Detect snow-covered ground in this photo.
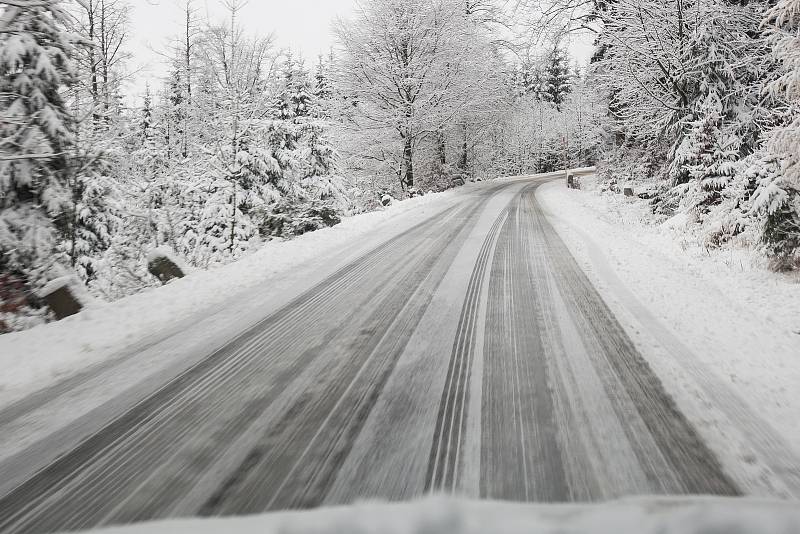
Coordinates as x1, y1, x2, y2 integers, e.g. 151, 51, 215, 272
82, 496, 800, 534
536, 177, 800, 498
0, 188, 465, 408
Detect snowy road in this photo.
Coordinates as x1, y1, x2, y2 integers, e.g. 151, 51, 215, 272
0, 175, 739, 534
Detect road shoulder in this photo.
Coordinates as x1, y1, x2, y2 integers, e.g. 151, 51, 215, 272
536, 178, 800, 499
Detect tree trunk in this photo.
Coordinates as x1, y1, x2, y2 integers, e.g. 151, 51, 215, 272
459, 122, 468, 172
88, 1, 100, 127
437, 128, 447, 166
402, 136, 414, 189
182, 1, 192, 158
100, 0, 110, 122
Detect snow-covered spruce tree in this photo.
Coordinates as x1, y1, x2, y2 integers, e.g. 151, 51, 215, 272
65, 0, 138, 286
198, 118, 304, 260
263, 119, 346, 238
290, 58, 313, 121
0, 0, 77, 287
312, 52, 336, 119
314, 54, 332, 103
298, 121, 339, 191
273, 51, 296, 121
543, 44, 572, 111
140, 83, 154, 145
65, 161, 119, 282
272, 51, 314, 122
668, 20, 741, 211
266, 57, 346, 238
759, 0, 800, 270
193, 0, 282, 263
164, 63, 188, 160
662, 3, 782, 251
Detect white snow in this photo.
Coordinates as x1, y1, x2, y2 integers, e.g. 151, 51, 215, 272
38, 275, 96, 307
79, 496, 800, 534
536, 176, 800, 498
658, 212, 690, 230
0, 189, 464, 408
38, 276, 74, 297
145, 246, 188, 272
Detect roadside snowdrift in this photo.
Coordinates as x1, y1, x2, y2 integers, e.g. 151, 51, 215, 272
82, 497, 800, 534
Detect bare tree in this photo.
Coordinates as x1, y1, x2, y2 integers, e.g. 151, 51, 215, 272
71, 0, 131, 127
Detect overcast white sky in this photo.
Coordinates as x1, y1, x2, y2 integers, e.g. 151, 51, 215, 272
126, 0, 594, 101
127, 0, 357, 97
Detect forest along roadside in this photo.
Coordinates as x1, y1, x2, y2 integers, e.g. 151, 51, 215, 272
536, 178, 800, 500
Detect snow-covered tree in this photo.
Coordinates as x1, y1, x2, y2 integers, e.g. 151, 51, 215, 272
64, 162, 120, 281
140, 83, 153, 144
543, 44, 572, 109
314, 53, 333, 104
334, 0, 504, 190
71, 0, 132, 127
668, 17, 742, 213
0, 0, 77, 285
758, 0, 800, 269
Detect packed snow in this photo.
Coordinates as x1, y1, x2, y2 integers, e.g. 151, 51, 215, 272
537, 176, 800, 498
82, 496, 800, 534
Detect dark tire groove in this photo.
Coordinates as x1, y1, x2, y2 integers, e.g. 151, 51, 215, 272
425, 208, 507, 493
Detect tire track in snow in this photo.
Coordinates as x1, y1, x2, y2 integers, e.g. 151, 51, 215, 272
526, 190, 739, 496
198, 199, 487, 515
479, 189, 569, 501
424, 208, 508, 493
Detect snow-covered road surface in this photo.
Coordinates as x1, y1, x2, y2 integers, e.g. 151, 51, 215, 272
0, 174, 749, 533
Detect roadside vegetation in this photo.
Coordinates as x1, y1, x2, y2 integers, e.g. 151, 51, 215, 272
540, 0, 800, 271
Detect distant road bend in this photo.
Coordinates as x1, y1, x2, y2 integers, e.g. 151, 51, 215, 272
0, 173, 738, 534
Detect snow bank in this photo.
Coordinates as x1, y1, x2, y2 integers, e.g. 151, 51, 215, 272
82, 497, 800, 534
536, 178, 800, 498
0, 189, 463, 407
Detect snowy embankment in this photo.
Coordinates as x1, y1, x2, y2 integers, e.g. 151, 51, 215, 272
82, 496, 799, 534
536, 177, 800, 498
0, 189, 462, 407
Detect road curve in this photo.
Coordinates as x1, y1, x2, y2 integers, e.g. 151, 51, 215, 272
0, 176, 738, 534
